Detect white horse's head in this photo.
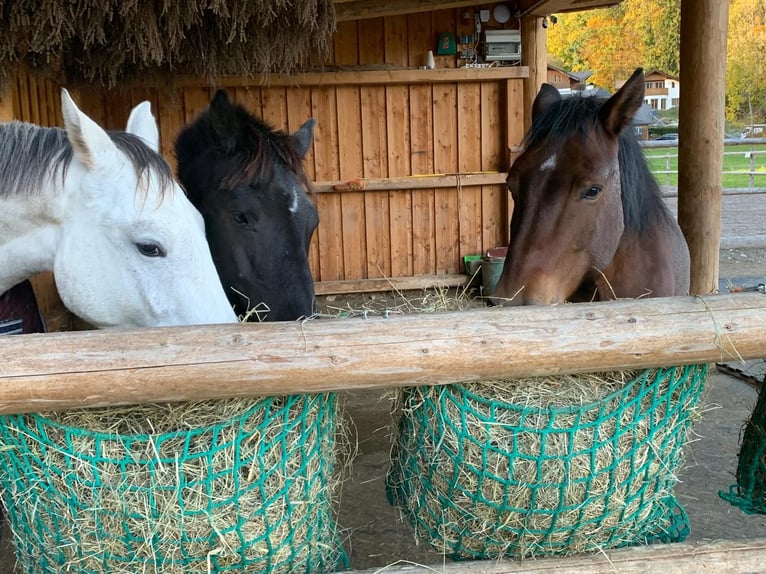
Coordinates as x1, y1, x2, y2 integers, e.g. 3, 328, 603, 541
53, 90, 237, 328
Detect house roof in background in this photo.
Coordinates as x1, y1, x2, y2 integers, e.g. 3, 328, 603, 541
570, 70, 594, 83
561, 85, 655, 125
548, 63, 594, 83
644, 69, 680, 82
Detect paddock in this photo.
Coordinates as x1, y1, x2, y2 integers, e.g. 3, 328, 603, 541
1, 0, 762, 571
2, 293, 766, 572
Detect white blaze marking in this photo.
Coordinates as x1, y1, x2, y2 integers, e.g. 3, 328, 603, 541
540, 154, 557, 171
288, 187, 299, 213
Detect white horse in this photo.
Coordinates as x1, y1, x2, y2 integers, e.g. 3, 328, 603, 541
0, 90, 237, 328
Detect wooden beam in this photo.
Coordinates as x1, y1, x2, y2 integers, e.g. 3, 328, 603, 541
313, 172, 506, 193
0, 293, 763, 414
332, 1, 625, 21
677, 1, 729, 294
521, 0, 623, 17
315, 273, 467, 295
339, 537, 766, 574
173, 68, 528, 89
334, 0, 482, 22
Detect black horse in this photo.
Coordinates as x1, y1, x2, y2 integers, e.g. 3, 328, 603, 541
176, 90, 318, 321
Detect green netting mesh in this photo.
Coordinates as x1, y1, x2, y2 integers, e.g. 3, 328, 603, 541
0, 394, 348, 573
720, 377, 766, 514
387, 365, 706, 560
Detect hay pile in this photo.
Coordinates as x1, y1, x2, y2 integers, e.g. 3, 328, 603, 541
315, 285, 482, 319
0, 394, 347, 573
0, 1, 335, 88
387, 365, 706, 559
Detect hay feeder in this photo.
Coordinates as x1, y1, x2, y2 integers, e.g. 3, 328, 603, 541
387, 364, 706, 560
720, 377, 766, 514
0, 394, 346, 573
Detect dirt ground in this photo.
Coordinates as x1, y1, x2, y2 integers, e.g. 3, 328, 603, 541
1, 248, 765, 573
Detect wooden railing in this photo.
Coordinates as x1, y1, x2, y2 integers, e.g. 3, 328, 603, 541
642, 137, 766, 189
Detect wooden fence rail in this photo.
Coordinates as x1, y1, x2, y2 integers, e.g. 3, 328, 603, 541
339, 537, 766, 574
0, 293, 764, 415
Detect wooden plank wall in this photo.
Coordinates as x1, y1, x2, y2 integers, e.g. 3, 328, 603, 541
9, 70, 69, 328
10, 8, 527, 304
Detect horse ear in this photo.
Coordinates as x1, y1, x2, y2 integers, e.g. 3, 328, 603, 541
292, 119, 315, 158
61, 88, 117, 171
126, 101, 160, 153
208, 89, 241, 153
599, 68, 645, 138
532, 84, 562, 120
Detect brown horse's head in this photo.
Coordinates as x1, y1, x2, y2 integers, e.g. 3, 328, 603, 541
492, 69, 648, 306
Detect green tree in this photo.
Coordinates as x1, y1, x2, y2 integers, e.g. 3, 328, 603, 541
546, 0, 680, 88
726, 0, 766, 126
546, 12, 591, 72
628, 0, 681, 75
579, 7, 644, 89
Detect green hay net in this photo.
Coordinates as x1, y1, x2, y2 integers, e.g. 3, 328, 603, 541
387, 364, 707, 560
0, 393, 347, 574
720, 378, 766, 514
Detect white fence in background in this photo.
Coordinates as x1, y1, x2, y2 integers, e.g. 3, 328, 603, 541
640, 138, 766, 249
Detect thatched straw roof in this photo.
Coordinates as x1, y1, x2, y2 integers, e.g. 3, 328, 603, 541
0, 1, 336, 87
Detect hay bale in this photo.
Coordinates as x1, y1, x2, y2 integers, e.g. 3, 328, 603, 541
387, 365, 706, 560
0, 394, 347, 573
0, 1, 336, 88
720, 379, 766, 514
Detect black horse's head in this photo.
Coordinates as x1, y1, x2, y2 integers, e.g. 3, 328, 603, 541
175, 90, 318, 321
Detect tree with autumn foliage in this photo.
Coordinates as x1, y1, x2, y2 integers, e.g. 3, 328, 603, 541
548, 0, 766, 127
547, 0, 680, 90
726, 0, 766, 126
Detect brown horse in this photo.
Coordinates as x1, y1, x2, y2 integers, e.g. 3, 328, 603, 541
492, 68, 689, 306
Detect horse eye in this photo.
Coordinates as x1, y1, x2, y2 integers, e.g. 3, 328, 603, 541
582, 185, 602, 200
233, 211, 249, 225
136, 242, 166, 258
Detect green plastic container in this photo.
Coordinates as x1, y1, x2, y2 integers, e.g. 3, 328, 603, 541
481, 258, 505, 295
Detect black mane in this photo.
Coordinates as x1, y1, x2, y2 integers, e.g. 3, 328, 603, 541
524, 95, 671, 233
174, 100, 310, 204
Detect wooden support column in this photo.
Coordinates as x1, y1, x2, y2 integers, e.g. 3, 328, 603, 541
505, 78, 526, 244
520, 15, 546, 129
678, 0, 729, 294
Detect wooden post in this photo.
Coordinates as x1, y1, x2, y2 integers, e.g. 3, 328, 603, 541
340, 538, 766, 574
678, 1, 729, 294
505, 78, 526, 244
520, 15, 546, 129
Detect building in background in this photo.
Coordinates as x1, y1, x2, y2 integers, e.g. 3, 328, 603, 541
547, 63, 593, 92
639, 69, 680, 111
